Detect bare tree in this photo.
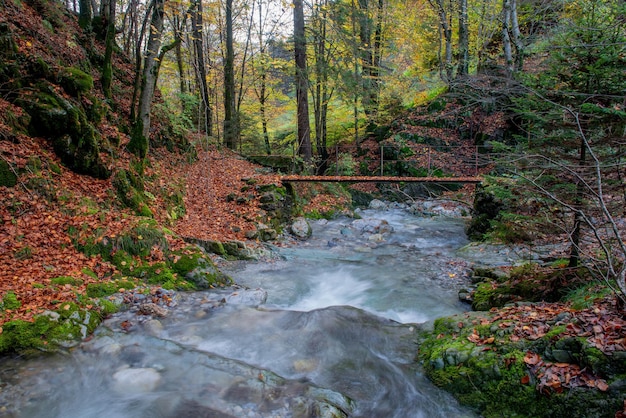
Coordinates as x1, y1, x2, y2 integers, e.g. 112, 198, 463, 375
129, 0, 165, 158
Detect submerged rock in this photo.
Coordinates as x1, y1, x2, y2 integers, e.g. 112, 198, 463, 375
112, 367, 161, 394
225, 288, 268, 306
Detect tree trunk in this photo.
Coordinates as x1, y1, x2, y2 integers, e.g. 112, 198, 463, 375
369, 0, 383, 123
502, 0, 514, 76
130, 0, 154, 121
351, 0, 360, 146
129, 0, 165, 158
569, 137, 586, 268
192, 0, 212, 136
101, 0, 116, 98
510, 0, 523, 71
313, 0, 330, 171
78, 0, 92, 29
255, 0, 271, 155
223, 0, 238, 149
429, 0, 453, 82
294, 0, 312, 162
458, 0, 469, 76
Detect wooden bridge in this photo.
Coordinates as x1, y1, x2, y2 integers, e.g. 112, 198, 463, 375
280, 175, 482, 184
251, 144, 487, 185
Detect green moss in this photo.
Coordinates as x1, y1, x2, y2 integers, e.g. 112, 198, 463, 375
472, 281, 513, 311
81, 267, 98, 279
1, 291, 21, 310
50, 276, 83, 286
565, 283, 613, 310
171, 252, 205, 275
96, 298, 119, 315
86, 279, 136, 298
419, 309, 626, 418
0, 303, 103, 354
49, 162, 62, 174
58, 67, 93, 97
113, 168, 152, 216
0, 159, 18, 187
128, 119, 148, 158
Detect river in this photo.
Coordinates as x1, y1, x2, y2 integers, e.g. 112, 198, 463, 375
0, 206, 478, 417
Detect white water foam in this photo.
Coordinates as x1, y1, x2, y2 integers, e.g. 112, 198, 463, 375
288, 268, 372, 312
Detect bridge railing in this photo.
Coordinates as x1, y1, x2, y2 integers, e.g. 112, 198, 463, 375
246, 144, 490, 178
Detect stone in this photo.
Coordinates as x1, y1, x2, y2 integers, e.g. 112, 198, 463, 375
290, 217, 312, 239
226, 288, 268, 306
550, 349, 574, 363
351, 218, 394, 235
368, 199, 387, 210
112, 367, 161, 394
143, 319, 164, 337
138, 302, 168, 317
368, 233, 384, 242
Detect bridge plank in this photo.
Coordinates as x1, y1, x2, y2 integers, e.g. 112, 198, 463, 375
280, 175, 481, 184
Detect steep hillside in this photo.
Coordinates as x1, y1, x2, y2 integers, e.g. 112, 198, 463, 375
0, 0, 299, 351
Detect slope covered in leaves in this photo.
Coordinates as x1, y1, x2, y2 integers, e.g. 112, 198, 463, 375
0, 134, 284, 327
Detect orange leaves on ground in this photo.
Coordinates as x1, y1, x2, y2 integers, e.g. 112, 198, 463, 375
466, 329, 495, 346
523, 350, 609, 395
173, 146, 282, 242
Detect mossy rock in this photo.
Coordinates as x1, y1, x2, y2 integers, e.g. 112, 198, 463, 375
418, 312, 626, 417
0, 304, 102, 354
1, 291, 21, 310
58, 67, 93, 97
20, 85, 109, 179
471, 281, 515, 311
53, 127, 110, 179
113, 168, 151, 216
0, 22, 19, 59
170, 249, 233, 289
0, 159, 17, 187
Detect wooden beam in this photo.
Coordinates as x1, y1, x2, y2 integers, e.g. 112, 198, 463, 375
280, 175, 482, 184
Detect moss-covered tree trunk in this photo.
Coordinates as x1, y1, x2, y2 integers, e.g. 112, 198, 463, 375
101, 0, 116, 99
78, 0, 92, 30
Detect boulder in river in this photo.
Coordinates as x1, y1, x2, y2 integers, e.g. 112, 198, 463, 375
290, 217, 312, 239
368, 199, 387, 210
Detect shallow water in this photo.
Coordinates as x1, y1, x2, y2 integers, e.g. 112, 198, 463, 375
0, 208, 477, 418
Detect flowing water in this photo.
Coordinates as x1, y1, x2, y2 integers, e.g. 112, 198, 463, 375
0, 208, 478, 418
